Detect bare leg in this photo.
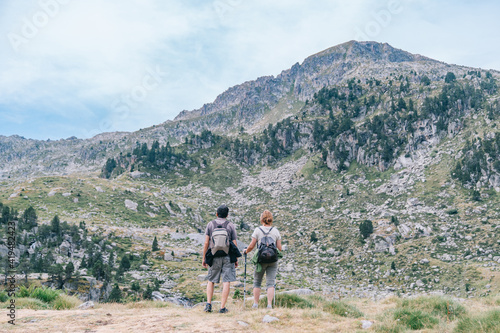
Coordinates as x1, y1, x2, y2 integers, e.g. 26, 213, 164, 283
253, 287, 261, 305
206, 281, 214, 304
221, 282, 230, 309
267, 287, 274, 307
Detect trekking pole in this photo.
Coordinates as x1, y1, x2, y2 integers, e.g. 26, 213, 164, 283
243, 252, 247, 309
273, 283, 276, 308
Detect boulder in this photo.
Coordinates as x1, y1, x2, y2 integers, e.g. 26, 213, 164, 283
374, 236, 394, 253
124, 199, 138, 211
59, 240, 71, 256
152, 291, 165, 301
263, 315, 279, 323
130, 171, 144, 179
280, 288, 313, 296
78, 301, 95, 310
361, 320, 373, 329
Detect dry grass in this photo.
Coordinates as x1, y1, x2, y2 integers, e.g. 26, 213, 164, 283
1, 295, 498, 333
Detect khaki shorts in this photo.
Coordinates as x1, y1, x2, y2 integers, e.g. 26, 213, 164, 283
207, 256, 236, 283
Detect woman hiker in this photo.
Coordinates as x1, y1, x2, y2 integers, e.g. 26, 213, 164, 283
243, 210, 283, 309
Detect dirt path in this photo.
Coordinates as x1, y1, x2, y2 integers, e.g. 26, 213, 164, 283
0, 302, 368, 333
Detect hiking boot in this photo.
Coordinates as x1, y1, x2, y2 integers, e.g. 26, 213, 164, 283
267, 304, 273, 309
219, 307, 229, 314
204, 303, 212, 312
252, 303, 258, 309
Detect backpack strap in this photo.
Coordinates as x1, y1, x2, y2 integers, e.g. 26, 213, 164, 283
258, 226, 273, 236
211, 220, 218, 229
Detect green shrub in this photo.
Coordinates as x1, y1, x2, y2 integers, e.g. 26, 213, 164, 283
324, 301, 364, 318
0, 291, 9, 303
233, 289, 242, 300
260, 293, 313, 309
393, 308, 439, 330
454, 310, 500, 333
446, 209, 459, 215
399, 296, 466, 320
31, 287, 60, 303
18, 285, 35, 298
53, 295, 81, 310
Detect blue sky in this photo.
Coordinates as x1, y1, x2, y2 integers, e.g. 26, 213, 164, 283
0, 0, 499, 140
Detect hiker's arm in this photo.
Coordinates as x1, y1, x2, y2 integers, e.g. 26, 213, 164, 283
244, 238, 257, 254
276, 239, 282, 251
202, 235, 209, 268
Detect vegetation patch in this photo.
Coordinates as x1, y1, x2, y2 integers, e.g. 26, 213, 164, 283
52, 294, 82, 310
323, 300, 364, 318
393, 308, 439, 330
259, 293, 314, 309
454, 310, 500, 333
398, 296, 466, 320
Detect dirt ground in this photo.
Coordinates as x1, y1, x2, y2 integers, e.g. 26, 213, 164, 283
0, 300, 376, 333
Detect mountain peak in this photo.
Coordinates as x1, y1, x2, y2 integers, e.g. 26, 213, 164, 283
307, 40, 434, 64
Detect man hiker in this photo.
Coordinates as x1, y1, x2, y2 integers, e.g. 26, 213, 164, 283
202, 204, 238, 313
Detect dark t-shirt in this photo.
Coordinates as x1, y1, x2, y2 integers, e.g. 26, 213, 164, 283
205, 218, 237, 243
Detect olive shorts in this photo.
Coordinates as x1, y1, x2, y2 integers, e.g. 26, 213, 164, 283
253, 261, 278, 289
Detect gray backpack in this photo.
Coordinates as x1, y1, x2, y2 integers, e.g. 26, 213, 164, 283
210, 220, 230, 257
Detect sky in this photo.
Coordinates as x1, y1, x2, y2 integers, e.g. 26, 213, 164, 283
0, 0, 499, 140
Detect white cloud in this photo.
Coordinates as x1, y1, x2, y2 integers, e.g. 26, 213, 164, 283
0, 0, 499, 139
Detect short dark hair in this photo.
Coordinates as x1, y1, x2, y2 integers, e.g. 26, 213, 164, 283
217, 204, 229, 218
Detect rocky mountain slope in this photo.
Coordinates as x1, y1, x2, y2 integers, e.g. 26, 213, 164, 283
0, 41, 476, 179
1, 41, 499, 306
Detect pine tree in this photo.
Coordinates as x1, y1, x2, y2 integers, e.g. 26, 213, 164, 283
445, 72, 456, 83
65, 262, 74, 281
119, 255, 131, 271
152, 236, 159, 251
80, 256, 87, 268
21, 206, 37, 230
50, 264, 65, 288
108, 251, 115, 268
131, 282, 141, 292
359, 220, 374, 239
391, 216, 399, 226
19, 258, 30, 284
51, 215, 61, 235
108, 283, 122, 303
92, 259, 104, 280
143, 284, 153, 300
